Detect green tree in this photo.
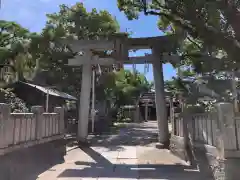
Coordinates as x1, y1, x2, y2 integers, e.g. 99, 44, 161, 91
0, 20, 29, 61
0, 20, 38, 83
98, 69, 151, 109
117, 0, 240, 66
117, 0, 240, 113
36, 2, 121, 96
0, 3, 124, 105
117, 0, 240, 107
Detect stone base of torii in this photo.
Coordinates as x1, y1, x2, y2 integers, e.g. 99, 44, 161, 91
62, 34, 181, 147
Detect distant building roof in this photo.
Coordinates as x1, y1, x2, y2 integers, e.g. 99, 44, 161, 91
21, 81, 77, 101
7, 81, 77, 101
140, 92, 155, 103
139, 91, 172, 104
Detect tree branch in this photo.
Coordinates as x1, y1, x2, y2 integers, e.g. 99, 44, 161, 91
186, 36, 202, 49
216, 0, 240, 40
144, 10, 197, 35
144, 9, 240, 61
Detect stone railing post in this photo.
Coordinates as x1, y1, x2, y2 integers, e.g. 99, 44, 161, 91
134, 105, 140, 123
54, 107, 65, 134
169, 98, 175, 134
0, 103, 10, 149
215, 102, 237, 158
31, 106, 44, 140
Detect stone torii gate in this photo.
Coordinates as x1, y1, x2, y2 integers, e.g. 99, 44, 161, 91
63, 34, 180, 147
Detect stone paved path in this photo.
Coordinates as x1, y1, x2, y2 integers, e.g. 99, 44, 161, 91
37, 121, 212, 180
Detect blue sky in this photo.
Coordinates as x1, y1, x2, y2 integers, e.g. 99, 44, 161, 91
0, 0, 176, 81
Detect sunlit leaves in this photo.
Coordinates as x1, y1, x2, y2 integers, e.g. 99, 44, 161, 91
40, 2, 121, 95
118, 0, 240, 73
98, 69, 151, 107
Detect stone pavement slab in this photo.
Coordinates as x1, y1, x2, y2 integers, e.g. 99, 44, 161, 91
137, 147, 188, 165
36, 121, 212, 180
117, 146, 137, 159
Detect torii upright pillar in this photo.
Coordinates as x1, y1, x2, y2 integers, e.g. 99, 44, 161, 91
78, 59, 92, 142
152, 48, 169, 147
64, 38, 117, 143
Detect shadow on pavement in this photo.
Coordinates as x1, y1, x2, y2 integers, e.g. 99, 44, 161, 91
62, 122, 213, 179
0, 140, 65, 180
66, 122, 159, 152
88, 123, 159, 148
58, 146, 205, 180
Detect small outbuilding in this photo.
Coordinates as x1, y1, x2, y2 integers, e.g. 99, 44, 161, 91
5, 81, 77, 112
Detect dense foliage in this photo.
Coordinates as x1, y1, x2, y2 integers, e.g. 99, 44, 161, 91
0, 2, 152, 112
98, 69, 152, 107
97, 69, 152, 121
118, 0, 240, 110
117, 0, 240, 70
0, 88, 28, 112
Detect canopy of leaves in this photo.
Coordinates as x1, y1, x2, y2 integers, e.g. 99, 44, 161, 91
117, 0, 240, 74
0, 2, 151, 112
0, 20, 40, 82
97, 69, 152, 107
0, 3, 121, 95
0, 20, 30, 61
37, 3, 121, 96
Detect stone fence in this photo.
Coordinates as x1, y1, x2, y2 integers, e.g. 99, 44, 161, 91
171, 103, 240, 180
0, 103, 65, 156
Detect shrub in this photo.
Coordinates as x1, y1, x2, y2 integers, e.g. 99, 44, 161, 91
0, 88, 28, 112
